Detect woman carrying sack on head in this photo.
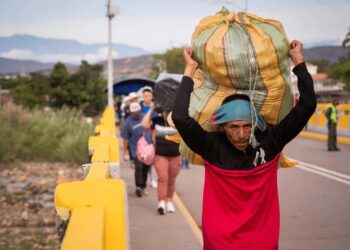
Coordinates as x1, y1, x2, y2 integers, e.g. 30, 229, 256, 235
141, 104, 181, 215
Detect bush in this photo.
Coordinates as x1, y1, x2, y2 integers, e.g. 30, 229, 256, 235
0, 104, 93, 163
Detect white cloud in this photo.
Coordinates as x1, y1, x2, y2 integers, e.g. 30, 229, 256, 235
1, 49, 35, 60
0, 47, 119, 64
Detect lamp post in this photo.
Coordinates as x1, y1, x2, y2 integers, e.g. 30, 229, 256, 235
106, 0, 119, 107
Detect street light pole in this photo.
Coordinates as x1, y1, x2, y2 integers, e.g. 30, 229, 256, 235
106, 0, 118, 107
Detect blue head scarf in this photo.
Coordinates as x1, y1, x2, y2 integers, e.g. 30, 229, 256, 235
211, 99, 265, 147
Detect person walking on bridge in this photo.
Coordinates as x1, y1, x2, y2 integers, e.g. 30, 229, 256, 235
172, 41, 317, 249
142, 104, 181, 215
325, 99, 340, 151
122, 102, 151, 197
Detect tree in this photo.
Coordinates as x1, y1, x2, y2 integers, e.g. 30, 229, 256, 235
328, 61, 350, 91
0, 77, 26, 90
149, 47, 185, 79
11, 61, 106, 116
12, 73, 49, 109
49, 62, 69, 108
65, 61, 106, 116
326, 29, 350, 91
342, 28, 350, 58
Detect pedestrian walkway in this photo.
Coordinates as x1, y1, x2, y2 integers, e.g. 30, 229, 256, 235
120, 161, 202, 250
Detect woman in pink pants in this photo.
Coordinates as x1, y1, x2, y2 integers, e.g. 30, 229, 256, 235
142, 105, 181, 214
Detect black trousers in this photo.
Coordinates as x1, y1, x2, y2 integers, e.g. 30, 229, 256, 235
327, 122, 337, 149
133, 158, 151, 189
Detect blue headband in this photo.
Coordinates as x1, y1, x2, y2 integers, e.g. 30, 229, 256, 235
211, 99, 265, 131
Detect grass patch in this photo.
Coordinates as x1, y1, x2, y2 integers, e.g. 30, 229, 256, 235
0, 104, 94, 163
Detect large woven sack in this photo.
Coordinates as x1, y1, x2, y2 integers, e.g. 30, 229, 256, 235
180, 7, 294, 165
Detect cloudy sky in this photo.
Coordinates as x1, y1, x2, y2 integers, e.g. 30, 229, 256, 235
0, 0, 349, 61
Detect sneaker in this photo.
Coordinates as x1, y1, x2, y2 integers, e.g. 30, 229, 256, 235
157, 200, 166, 215
142, 189, 149, 196
151, 180, 158, 188
135, 187, 142, 197
166, 201, 175, 213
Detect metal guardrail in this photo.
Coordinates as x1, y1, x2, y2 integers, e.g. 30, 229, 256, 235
54, 107, 129, 250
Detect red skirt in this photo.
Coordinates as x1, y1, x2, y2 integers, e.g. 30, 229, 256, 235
202, 154, 280, 250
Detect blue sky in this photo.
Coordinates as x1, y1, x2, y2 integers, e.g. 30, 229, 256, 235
0, 0, 349, 53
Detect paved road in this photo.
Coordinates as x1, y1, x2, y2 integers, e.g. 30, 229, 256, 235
176, 136, 350, 250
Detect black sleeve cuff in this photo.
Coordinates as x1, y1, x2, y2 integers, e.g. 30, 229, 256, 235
292, 62, 307, 75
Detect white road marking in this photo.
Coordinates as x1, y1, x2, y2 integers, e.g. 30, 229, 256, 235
289, 157, 350, 186
297, 165, 350, 186
298, 160, 350, 180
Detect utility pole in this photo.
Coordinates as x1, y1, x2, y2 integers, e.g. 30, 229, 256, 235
245, 0, 248, 11
106, 0, 119, 107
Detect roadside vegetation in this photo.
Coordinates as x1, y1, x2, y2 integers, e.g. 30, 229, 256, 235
0, 103, 93, 163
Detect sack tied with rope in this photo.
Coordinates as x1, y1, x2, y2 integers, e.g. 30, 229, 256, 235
179, 7, 295, 165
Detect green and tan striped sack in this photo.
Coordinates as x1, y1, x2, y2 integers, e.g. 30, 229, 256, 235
179, 7, 294, 165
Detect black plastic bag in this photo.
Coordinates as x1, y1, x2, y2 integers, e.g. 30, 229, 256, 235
154, 78, 180, 112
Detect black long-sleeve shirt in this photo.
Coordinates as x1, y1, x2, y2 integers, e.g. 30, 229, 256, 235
172, 63, 317, 170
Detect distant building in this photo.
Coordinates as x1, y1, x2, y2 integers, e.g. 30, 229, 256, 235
290, 62, 349, 103
0, 74, 18, 80
0, 87, 11, 106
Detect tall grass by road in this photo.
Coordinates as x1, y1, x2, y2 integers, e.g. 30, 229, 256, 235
0, 104, 94, 163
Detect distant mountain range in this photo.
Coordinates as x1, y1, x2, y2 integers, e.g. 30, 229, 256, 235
0, 57, 54, 74
0, 34, 348, 75
0, 34, 149, 65
0, 55, 155, 80
303, 46, 348, 64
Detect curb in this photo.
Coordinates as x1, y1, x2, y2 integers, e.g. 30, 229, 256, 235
299, 131, 350, 145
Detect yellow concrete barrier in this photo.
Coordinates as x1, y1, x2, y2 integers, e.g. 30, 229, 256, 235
60, 207, 104, 250
299, 131, 350, 145
55, 179, 128, 250
55, 106, 128, 250
91, 144, 110, 163
85, 162, 110, 180
309, 103, 350, 130
89, 136, 120, 163
95, 107, 116, 135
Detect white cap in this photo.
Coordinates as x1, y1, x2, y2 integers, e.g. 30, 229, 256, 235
123, 96, 130, 103
142, 86, 153, 92
128, 92, 138, 100
129, 102, 141, 113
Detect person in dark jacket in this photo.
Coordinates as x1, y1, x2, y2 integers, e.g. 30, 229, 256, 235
172, 40, 317, 249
